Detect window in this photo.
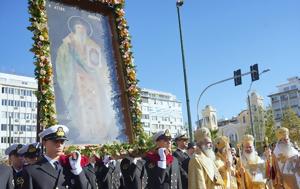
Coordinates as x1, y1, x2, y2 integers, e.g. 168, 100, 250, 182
152, 124, 158, 129
152, 116, 157, 121
142, 114, 149, 119
1, 137, 7, 143
13, 137, 20, 143
20, 101, 26, 107
271, 96, 278, 102
20, 137, 26, 143
26, 125, 31, 131
280, 95, 288, 101
283, 87, 289, 91
2, 99, 7, 106
289, 92, 297, 99
15, 89, 20, 95
243, 116, 246, 123
291, 85, 297, 90
143, 123, 150, 127
19, 125, 26, 131
141, 97, 148, 103
1, 124, 7, 131
8, 88, 14, 94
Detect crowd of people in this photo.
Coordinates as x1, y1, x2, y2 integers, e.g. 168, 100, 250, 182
0, 124, 299, 189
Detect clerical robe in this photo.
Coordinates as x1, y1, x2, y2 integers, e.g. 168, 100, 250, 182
188, 151, 224, 189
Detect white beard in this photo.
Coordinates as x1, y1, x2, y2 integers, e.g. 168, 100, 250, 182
201, 145, 215, 160
220, 148, 233, 166
242, 150, 257, 163
274, 142, 299, 158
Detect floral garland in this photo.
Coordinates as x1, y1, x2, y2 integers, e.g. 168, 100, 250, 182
28, 0, 151, 154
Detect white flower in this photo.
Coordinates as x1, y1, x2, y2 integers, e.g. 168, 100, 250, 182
39, 35, 44, 41
40, 69, 46, 75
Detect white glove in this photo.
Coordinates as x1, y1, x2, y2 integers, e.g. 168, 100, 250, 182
158, 148, 166, 161
69, 151, 82, 175
133, 157, 141, 165
103, 155, 110, 167
157, 148, 167, 169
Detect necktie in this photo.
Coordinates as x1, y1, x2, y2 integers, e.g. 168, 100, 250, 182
53, 161, 61, 171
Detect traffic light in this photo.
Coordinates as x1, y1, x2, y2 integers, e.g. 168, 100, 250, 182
250, 64, 259, 81
234, 69, 242, 86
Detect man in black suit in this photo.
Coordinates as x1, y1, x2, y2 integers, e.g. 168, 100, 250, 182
173, 133, 189, 189
95, 155, 122, 189
120, 155, 147, 189
5, 144, 25, 189
22, 124, 90, 189
0, 164, 14, 189
144, 129, 182, 189
83, 154, 100, 189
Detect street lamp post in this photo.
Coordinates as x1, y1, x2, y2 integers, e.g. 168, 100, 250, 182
176, 0, 193, 141
196, 70, 255, 127
247, 69, 270, 143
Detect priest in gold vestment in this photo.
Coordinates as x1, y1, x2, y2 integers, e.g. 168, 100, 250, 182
272, 127, 300, 189
188, 127, 224, 189
214, 136, 238, 189
237, 134, 268, 189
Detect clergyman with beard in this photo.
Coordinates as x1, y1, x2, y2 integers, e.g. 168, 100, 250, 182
237, 134, 267, 189
214, 136, 238, 189
188, 127, 224, 189
272, 127, 300, 189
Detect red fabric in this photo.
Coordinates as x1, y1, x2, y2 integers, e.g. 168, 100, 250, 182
59, 154, 90, 169
146, 151, 174, 166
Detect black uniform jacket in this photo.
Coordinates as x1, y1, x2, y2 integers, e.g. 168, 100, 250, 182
12, 167, 25, 189
173, 149, 190, 189
22, 156, 90, 189
144, 155, 182, 189
120, 157, 147, 189
83, 163, 98, 189
0, 164, 14, 189
95, 160, 122, 189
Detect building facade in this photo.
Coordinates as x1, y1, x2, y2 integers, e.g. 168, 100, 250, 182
218, 110, 249, 147
0, 73, 37, 157
268, 77, 300, 126
140, 88, 186, 137
216, 91, 265, 145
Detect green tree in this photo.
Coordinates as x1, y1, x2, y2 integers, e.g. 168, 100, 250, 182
264, 107, 276, 144
281, 108, 300, 144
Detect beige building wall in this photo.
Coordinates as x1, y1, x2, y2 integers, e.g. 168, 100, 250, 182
201, 105, 218, 130
218, 110, 250, 147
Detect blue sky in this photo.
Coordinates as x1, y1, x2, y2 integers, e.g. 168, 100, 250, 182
1, 1, 300, 127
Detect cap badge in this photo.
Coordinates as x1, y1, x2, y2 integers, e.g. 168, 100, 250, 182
28, 145, 37, 153
56, 127, 65, 137
164, 129, 171, 137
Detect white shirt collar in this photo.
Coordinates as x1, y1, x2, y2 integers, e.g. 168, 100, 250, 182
12, 167, 22, 173
177, 148, 187, 153
44, 155, 59, 168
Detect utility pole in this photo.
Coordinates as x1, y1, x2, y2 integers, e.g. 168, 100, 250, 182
176, 0, 193, 141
